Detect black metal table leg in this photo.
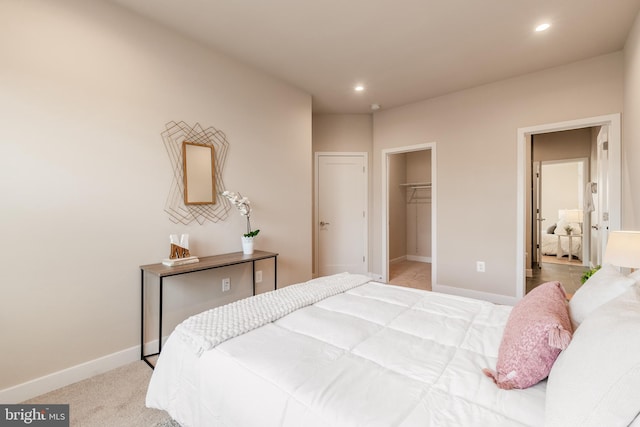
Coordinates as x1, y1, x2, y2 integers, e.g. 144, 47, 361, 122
252, 261, 256, 295
140, 269, 144, 361
159, 277, 163, 353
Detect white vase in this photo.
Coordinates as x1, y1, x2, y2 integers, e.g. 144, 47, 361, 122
241, 236, 254, 255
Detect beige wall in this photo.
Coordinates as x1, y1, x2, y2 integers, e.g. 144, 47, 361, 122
388, 154, 407, 261
372, 53, 624, 300
624, 11, 640, 229
312, 114, 373, 153
0, 0, 312, 395
540, 162, 582, 229
533, 128, 593, 162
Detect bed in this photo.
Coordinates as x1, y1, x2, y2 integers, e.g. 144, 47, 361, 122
146, 271, 640, 427
540, 215, 583, 260
540, 232, 581, 259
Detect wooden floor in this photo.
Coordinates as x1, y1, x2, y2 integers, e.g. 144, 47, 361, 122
389, 260, 431, 291
540, 254, 583, 266
526, 258, 588, 295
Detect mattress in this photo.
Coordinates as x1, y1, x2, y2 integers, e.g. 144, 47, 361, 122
146, 278, 546, 427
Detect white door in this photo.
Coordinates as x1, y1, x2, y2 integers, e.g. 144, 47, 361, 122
533, 161, 543, 268
595, 125, 610, 265
316, 154, 367, 276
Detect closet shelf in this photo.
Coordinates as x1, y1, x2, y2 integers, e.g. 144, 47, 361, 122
400, 182, 431, 189
402, 182, 432, 203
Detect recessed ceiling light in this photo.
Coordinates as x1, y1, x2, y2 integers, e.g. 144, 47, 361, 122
535, 23, 551, 32
354, 85, 365, 92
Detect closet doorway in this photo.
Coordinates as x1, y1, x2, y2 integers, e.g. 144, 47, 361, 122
382, 143, 436, 290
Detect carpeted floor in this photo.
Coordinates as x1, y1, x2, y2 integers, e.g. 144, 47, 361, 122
24, 361, 176, 427
157, 420, 180, 427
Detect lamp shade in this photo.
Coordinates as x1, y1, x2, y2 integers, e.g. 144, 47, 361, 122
603, 231, 640, 268
562, 209, 584, 223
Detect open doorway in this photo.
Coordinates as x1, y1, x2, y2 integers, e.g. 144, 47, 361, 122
517, 114, 621, 300
381, 143, 436, 290
535, 158, 589, 266
529, 129, 592, 295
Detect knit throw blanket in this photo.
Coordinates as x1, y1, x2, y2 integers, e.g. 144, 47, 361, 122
175, 273, 372, 355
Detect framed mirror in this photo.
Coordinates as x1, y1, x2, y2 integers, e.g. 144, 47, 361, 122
182, 141, 215, 205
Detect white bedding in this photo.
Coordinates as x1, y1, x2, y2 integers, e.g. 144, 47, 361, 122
174, 273, 371, 355
147, 277, 546, 427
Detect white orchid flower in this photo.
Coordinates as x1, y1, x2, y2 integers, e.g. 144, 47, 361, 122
221, 190, 259, 237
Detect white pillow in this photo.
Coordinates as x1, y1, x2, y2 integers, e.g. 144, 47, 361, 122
629, 269, 640, 285
568, 264, 636, 329
545, 286, 640, 427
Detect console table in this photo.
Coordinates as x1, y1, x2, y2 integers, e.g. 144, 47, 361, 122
140, 250, 278, 368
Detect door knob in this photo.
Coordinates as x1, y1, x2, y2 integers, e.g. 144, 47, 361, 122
592, 225, 599, 230
320, 221, 330, 226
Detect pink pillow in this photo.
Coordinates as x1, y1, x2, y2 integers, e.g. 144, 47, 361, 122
483, 281, 572, 389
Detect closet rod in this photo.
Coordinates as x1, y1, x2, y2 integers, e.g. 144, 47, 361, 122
400, 182, 431, 189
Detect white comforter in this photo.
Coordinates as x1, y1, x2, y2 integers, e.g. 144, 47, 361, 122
147, 277, 546, 427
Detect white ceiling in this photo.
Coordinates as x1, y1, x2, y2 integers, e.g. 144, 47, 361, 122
112, 0, 640, 114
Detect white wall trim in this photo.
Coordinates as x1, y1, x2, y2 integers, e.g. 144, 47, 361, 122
390, 255, 432, 264
433, 284, 518, 306
367, 272, 384, 281
0, 345, 143, 404
381, 142, 436, 283
389, 255, 407, 264
406, 255, 431, 263
516, 113, 621, 300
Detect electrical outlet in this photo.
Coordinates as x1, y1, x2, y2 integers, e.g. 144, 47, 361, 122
255, 270, 263, 283
476, 261, 485, 273
222, 278, 230, 292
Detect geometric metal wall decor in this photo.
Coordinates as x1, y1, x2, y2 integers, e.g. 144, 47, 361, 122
161, 121, 231, 225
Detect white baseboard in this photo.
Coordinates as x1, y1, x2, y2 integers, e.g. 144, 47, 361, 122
390, 255, 431, 264
0, 343, 150, 404
389, 255, 406, 264
406, 255, 431, 263
433, 284, 519, 306
367, 272, 383, 281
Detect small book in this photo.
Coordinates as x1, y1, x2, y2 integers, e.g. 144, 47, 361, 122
162, 256, 200, 267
